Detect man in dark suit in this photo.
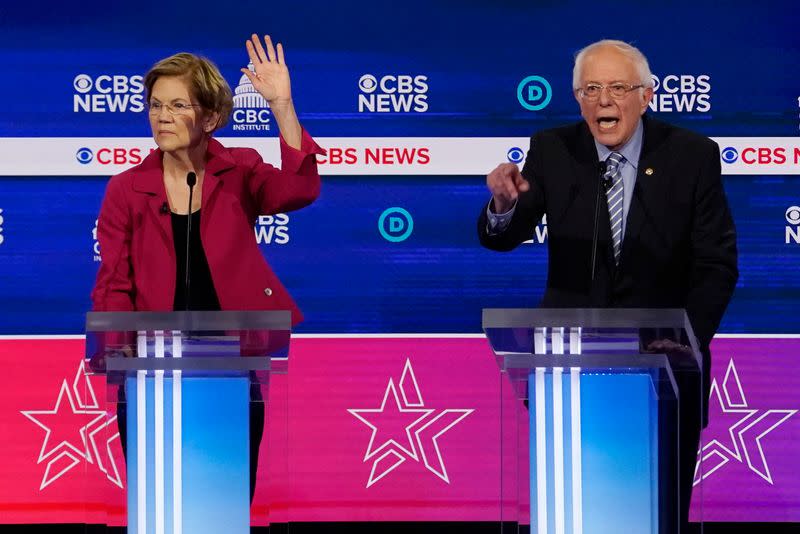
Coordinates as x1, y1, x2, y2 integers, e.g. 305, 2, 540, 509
478, 40, 738, 527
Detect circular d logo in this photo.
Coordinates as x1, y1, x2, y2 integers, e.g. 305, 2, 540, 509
378, 207, 414, 242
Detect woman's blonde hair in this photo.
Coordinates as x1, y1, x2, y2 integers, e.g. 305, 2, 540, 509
144, 52, 233, 131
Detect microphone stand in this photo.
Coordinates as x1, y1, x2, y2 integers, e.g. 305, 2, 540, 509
184, 171, 197, 311
590, 161, 607, 282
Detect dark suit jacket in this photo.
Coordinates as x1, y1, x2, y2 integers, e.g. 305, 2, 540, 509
92, 131, 324, 325
478, 115, 738, 399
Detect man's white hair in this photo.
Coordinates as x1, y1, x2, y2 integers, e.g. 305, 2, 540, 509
572, 39, 653, 90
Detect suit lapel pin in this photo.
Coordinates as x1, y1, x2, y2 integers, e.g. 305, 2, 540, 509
645, 167, 654, 176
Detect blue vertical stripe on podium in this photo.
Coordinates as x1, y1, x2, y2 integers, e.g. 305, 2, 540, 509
127, 374, 250, 534
530, 371, 659, 534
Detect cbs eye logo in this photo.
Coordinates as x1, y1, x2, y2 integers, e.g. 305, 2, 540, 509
507, 147, 525, 164
786, 206, 800, 225
358, 75, 378, 93
76, 147, 93, 164
720, 147, 738, 164
73, 74, 93, 93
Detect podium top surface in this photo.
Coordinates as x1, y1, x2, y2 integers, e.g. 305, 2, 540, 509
84, 311, 293, 375
481, 308, 702, 372
482, 308, 692, 330
86, 310, 291, 332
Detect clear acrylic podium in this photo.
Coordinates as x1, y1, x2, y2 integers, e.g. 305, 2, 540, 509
483, 308, 704, 534
83, 310, 291, 534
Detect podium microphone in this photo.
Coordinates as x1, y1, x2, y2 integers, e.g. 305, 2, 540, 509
184, 172, 197, 311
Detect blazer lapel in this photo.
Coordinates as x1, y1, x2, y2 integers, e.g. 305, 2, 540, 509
132, 150, 173, 250
132, 140, 236, 244
620, 116, 671, 266
200, 139, 236, 237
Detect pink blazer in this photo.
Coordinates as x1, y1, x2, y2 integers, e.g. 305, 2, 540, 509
91, 130, 324, 325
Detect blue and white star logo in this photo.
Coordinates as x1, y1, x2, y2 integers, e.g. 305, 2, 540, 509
694, 358, 797, 485
348, 358, 474, 488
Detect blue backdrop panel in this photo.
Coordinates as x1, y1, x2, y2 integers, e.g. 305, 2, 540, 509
0, 1, 797, 137
0, 175, 797, 334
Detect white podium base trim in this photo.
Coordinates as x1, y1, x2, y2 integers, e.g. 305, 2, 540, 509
172, 332, 183, 534
535, 368, 547, 534
570, 368, 583, 534
136, 331, 147, 534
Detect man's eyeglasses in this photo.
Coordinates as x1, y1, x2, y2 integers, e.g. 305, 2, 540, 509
576, 83, 644, 101
147, 101, 201, 115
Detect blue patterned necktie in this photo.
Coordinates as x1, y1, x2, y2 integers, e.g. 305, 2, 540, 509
604, 152, 625, 264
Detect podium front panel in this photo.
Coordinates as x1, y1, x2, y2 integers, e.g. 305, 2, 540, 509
484, 309, 703, 534
84, 311, 290, 533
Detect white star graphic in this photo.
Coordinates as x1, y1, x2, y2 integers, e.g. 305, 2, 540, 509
21, 362, 124, 490
694, 358, 797, 486
348, 358, 474, 488
349, 378, 434, 463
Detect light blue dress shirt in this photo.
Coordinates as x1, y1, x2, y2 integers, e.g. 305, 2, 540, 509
593, 118, 643, 239
487, 118, 645, 240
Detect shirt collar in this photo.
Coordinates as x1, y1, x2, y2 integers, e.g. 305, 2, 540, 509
594, 118, 644, 170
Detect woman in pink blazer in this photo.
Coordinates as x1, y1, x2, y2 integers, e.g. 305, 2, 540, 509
92, 34, 323, 324
91, 35, 323, 502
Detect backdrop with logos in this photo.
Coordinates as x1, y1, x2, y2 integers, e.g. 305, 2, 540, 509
0, 0, 798, 526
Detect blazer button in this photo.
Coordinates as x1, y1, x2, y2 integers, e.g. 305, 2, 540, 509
263, 288, 273, 296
